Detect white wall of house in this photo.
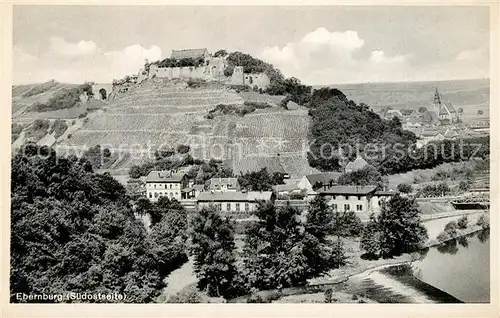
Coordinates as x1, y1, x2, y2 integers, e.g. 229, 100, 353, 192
198, 201, 258, 213
322, 194, 372, 213
146, 182, 182, 202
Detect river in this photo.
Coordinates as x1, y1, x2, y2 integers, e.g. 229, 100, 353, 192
412, 229, 490, 303
346, 229, 490, 303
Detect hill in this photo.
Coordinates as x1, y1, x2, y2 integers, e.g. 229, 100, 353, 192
55, 78, 317, 178
322, 78, 489, 124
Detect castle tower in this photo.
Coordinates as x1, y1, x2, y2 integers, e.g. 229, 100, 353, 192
433, 87, 442, 114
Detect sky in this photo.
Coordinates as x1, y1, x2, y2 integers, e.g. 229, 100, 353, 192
13, 6, 490, 85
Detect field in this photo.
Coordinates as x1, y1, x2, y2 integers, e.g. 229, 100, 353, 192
328, 78, 490, 124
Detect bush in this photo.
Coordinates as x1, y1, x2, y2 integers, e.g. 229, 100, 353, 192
30, 83, 92, 112
49, 119, 68, 138
476, 214, 490, 229
177, 144, 190, 154
397, 183, 413, 194
458, 180, 470, 192
457, 215, 468, 229
324, 289, 333, 303
444, 221, 458, 237
436, 231, 450, 242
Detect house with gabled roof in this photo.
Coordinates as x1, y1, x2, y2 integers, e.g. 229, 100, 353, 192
345, 155, 369, 173
209, 177, 240, 192
297, 172, 342, 194
145, 170, 188, 202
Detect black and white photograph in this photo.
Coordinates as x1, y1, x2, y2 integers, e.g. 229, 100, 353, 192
6, 4, 495, 309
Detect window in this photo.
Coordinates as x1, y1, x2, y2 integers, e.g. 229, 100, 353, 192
175, 192, 178, 196
227, 203, 231, 211
344, 204, 350, 211
217, 203, 222, 211
357, 204, 363, 211
170, 184, 172, 189
165, 184, 167, 189
154, 192, 158, 198
170, 192, 173, 197
154, 184, 156, 189
332, 204, 337, 210
149, 192, 152, 198
332, 195, 336, 200
358, 196, 362, 200
236, 203, 240, 212
245, 203, 249, 212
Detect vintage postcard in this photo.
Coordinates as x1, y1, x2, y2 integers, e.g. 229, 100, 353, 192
2, 2, 498, 317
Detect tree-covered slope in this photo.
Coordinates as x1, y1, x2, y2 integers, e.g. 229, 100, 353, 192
10, 144, 188, 303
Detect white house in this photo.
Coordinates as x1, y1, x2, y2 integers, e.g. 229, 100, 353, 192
197, 191, 274, 213
145, 170, 188, 202
315, 185, 378, 213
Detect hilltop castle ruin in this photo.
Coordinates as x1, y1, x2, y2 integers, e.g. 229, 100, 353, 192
138, 48, 270, 90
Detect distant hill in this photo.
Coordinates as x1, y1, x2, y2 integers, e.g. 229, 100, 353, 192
317, 78, 490, 123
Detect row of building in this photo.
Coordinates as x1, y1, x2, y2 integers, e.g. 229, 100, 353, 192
144, 156, 395, 214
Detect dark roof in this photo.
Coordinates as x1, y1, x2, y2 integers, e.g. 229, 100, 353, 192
273, 183, 300, 192
146, 170, 186, 183
444, 102, 457, 113
305, 172, 342, 185
197, 191, 273, 202
317, 185, 377, 195
170, 48, 208, 60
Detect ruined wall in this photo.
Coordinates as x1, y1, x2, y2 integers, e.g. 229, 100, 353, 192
92, 83, 114, 100
231, 66, 245, 85
244, 73, 270, 90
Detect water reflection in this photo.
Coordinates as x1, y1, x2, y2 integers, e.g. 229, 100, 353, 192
346, 229, 490, 303
436, 238, 459, 255
478, 228, 490, 243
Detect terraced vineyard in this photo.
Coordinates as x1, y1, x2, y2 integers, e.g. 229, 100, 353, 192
56, 83, 314, 175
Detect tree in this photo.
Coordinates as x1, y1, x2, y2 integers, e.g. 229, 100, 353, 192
457, 215, 468, 229
10, 144, 185, 303
305, 196, 333, 239
214, 49, 228, 57
418, 107, 427, 113
190, 207, 238, 298
458, 180, 470, 192
177, 144, 190, 154
457, 107, 463, 114
338, 165, 386, 190
360, 214, 381, 258
238, 168, 284, 191
332, 211, 363, 237
377, 194, 428, 257
397, 183, 413, 194
242, 203, 311, 290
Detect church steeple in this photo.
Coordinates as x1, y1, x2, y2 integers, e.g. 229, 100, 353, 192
433, 87, 441, 113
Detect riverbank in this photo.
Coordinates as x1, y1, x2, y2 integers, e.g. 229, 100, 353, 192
425, 224, 486, 248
